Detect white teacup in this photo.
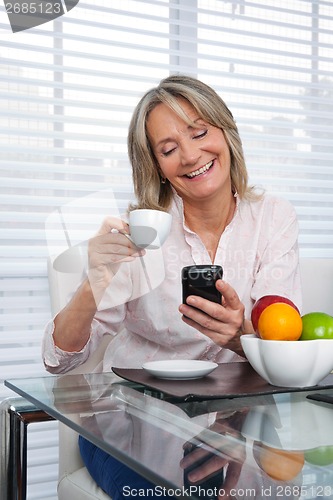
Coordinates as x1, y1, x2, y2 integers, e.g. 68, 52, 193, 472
129, 209, 172, 249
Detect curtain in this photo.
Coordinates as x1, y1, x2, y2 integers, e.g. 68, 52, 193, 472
1, 1, 332, 497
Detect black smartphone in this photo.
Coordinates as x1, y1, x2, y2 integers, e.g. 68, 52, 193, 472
182, 265, 223, 305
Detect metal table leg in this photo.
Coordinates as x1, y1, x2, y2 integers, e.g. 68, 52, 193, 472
1, 398, 54, 500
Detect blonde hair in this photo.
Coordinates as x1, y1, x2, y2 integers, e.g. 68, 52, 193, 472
128, 74, 257, 211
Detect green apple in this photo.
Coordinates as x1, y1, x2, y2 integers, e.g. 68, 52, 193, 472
300, 312, 333, 340
304, 446, 333, 466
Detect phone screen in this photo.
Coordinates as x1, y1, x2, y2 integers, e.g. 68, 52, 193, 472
182, 265, 223, 304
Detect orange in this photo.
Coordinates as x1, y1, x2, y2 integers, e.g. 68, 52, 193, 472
258, 444, 304, 481
257, 302, 303, 341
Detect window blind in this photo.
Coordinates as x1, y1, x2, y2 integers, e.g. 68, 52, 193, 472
195, 0, 333, 256
1, 1, 333, 498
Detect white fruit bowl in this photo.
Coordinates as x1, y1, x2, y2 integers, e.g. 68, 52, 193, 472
241, 395, 333, 450
240, 334, 333, 387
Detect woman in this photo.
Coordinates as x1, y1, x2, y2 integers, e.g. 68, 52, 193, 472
43, 75, 302, 498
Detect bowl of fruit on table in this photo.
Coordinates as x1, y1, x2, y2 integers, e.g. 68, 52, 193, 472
241, 295, 333, 387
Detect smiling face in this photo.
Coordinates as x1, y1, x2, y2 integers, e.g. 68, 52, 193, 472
146, 99, 232, 207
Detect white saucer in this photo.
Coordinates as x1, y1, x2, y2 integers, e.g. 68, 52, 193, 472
142, 360, 218, 380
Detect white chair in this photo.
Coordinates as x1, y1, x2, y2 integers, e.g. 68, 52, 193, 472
47, 254, 112, 500
299, 258, 333, 315
56, 345, 111, 500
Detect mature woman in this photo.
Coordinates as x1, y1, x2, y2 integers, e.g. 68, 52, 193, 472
42, 75, 302, 498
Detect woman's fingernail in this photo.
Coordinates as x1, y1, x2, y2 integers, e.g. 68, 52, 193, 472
187, 296, 196, 305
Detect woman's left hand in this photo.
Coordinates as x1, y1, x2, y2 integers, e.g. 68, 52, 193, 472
179, 280, 253, 356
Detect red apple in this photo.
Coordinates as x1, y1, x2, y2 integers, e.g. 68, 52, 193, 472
251, 295, 300, 333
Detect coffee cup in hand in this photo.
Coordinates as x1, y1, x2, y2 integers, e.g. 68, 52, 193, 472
129, 209, 172, 249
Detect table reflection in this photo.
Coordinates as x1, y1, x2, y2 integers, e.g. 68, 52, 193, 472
48, 374, 333, 499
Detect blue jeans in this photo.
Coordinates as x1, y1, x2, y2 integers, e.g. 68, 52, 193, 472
79, 436, 175, 500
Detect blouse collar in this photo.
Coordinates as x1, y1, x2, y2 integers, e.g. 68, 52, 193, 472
170, 186, 240, 234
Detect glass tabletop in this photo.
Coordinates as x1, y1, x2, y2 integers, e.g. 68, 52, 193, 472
5, 373, 333, 500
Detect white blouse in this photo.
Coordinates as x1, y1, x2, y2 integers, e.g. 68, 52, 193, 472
42, 192, 302, 374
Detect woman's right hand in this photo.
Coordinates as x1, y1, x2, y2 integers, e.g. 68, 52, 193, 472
87, 216, 144, 303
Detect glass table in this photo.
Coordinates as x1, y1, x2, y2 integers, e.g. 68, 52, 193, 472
5, 372, 333, 500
